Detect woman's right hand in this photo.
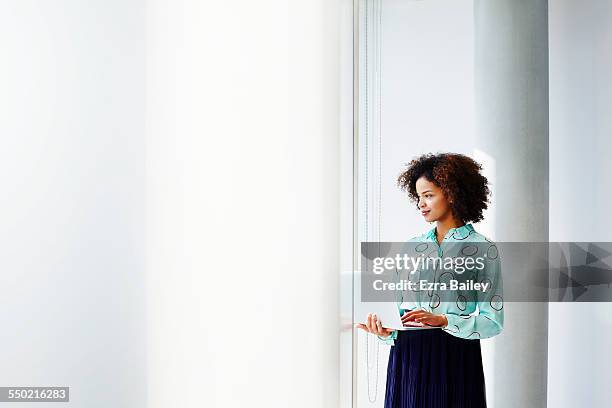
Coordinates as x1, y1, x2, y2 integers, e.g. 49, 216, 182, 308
354, 313, 397, 338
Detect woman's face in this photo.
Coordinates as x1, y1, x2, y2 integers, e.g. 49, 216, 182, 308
415, 176, 453, 223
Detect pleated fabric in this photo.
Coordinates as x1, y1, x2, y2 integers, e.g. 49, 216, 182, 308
384, 329, 487, 408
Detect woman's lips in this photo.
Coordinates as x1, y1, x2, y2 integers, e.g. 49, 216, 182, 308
421, 210, 430, 216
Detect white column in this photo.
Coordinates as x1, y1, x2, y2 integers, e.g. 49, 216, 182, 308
474, 1, 549, 407
0, 2, 147, 407
145, 1, 342, 407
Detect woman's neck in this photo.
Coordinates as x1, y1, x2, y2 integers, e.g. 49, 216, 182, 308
435, 217, 464, 244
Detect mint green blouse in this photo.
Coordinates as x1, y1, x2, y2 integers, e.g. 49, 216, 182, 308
377, 223, 504, 346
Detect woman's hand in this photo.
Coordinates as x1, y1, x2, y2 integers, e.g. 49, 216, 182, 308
354, 313, 397, 338
401, 309, 448, 327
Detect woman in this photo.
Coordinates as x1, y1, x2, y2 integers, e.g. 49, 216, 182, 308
355, 152, 504, 408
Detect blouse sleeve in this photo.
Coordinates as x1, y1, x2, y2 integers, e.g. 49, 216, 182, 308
441, 245, 504, 339
376, 330, 398, 346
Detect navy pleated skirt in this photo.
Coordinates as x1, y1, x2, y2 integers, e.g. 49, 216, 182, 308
384, 328, 487, 408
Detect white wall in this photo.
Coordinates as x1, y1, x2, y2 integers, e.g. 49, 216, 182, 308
145, 0, 343, 407
373, 0, 476, 242
549, 1, 612, 406
0, 1, 346, 407
0, 1, 146, 407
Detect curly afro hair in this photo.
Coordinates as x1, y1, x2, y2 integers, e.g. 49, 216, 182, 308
397, 153, 491, 224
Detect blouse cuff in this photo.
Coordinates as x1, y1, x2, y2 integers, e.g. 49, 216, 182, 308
376, 330, 398, 346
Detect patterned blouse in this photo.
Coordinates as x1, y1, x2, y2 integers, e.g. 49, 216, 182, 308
377, 223, 504, 346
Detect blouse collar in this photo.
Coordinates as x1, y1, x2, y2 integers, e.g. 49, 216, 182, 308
426, 223, 475, 241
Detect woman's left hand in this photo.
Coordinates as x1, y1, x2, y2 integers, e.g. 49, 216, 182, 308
401, 309, 448, 327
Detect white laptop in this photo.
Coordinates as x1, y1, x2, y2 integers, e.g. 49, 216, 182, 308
355, 301, 439, 331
